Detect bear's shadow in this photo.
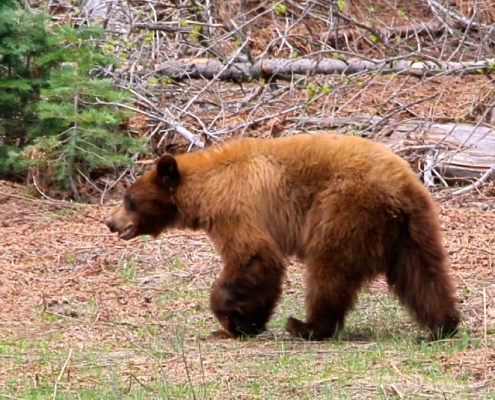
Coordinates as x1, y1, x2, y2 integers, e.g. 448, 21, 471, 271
208, 327, 422, 343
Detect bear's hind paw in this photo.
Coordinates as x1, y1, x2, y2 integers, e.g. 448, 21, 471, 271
286, 317, 316, 340
286, 316, 336, 341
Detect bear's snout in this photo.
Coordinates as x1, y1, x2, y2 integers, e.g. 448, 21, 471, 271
104, 218, 116, 232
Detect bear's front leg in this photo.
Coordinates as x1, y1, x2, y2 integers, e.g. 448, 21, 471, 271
207, 231, 287, 339
210, 280, 280, 338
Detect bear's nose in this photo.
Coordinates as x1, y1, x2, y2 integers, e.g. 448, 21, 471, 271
105, 219, 115, 232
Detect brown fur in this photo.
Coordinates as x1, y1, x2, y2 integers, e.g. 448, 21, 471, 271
105, 133, 460, 340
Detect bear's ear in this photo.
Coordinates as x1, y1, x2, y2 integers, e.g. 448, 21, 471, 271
156, 154, 180, 189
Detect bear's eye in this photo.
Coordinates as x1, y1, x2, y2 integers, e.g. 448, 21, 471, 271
124, 194, 135, 211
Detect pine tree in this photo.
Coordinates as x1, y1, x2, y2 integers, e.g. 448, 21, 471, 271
17, 24, 144, 200
0, 0, 51, 168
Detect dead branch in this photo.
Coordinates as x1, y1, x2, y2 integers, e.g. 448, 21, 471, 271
95, 97, 205, 149
321, 19, 460, 48
452, 161, 495, 195
132, 23, 193, 34
424, 0, 495, 30
52, 348, 73, 399
19, 0, 495, 196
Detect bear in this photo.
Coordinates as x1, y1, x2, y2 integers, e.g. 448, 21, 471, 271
105, 133, 460, 341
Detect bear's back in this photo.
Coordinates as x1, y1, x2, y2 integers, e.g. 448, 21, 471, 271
243, 133, 416, 192
176, 133, 421, 206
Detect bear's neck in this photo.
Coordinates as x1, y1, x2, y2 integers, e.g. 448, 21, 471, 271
172, 152, 253, 235
172, 166, 218, 233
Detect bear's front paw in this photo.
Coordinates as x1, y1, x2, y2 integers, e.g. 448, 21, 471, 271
209, 329, 237, 339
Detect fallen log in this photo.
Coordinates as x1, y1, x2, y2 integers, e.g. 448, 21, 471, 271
154, 57, 495, 82
383, 120, 495, 182
291, 116, 495, 184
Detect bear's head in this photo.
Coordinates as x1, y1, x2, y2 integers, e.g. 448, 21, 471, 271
105, 154, 181, 240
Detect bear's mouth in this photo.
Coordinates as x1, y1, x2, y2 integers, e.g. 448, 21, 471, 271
119, 225, 137, 240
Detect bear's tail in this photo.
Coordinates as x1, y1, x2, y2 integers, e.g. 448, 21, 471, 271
387, 193, 460, 340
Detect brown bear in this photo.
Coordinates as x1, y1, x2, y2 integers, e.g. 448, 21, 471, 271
105, 133, 460, 340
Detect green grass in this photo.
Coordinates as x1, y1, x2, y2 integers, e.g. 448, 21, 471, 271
1, 255, 493, 400
0, 330, 487, 399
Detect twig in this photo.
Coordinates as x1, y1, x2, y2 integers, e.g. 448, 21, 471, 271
177, 328, 198, 400
77, 168, 102, 194
32, 176, 56, 202
394, 145, 437, 154
118, 92, 206, 149
179, 39, 250, 116
196, 336, 207, 399
423, 151, 436, 187
452, 162, 495, 195
390, 384, 404, 399
100, 167, 131, 205
41, 292, 48, 316
164, 108, 205, 149
52, 348, 73, 399
0, 394, 25, 400
128, 373, 159, 394
0, 191, 84, 208
431, 167, 449, 188
483, 287, 488, 381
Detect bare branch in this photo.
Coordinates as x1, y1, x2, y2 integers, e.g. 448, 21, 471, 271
43, 0, 495, 191
452, 162, 495, 195
424, 0, 494, 29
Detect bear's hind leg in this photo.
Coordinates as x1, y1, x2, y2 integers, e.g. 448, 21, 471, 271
387, 226, 460, 340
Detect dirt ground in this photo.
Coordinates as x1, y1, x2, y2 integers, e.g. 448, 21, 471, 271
0, 178, 494, 388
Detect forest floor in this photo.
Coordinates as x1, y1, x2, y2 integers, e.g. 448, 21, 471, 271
2, 1, 495, 397
0, 179, 494, 399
